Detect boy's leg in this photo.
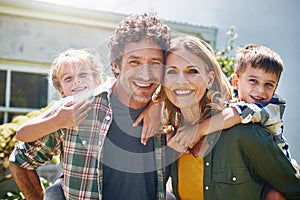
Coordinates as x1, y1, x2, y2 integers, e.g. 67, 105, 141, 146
44, 175, 65, 200
9, 162, 44, 200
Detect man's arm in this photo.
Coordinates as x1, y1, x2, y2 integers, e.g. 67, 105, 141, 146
9, 162, 44, 200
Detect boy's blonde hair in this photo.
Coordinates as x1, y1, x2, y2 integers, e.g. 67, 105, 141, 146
235, 44, 284, 82
50, 49, 103, 91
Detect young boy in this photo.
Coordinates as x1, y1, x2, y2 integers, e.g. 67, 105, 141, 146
9, 48, 103, 199
230, 44, 289, 157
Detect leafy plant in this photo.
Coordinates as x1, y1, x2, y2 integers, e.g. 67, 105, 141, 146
1, 191, 25, 200
0, 107, 52, 173
216, 26, 238, 79
0, 103, 56, 199
1, 177, 51, 200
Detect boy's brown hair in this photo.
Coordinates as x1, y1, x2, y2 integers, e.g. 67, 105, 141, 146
235, 44, 284, 82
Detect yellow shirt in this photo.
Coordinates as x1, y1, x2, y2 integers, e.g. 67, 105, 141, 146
177, 153, 204, 200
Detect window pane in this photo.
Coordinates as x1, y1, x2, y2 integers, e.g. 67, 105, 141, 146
0, 112, 3, 124
0, 70, 6, 106
10, 72, 48, 108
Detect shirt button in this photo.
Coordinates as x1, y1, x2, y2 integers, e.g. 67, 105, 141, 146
105, 115, 111, 121
232, 176, 237, 181
99, 140, 102, 146
205, 186, 209, 190
82, 140, 87, 145
205, 162, 210, 166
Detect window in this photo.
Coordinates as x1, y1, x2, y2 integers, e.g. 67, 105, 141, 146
0, 61, 50, 124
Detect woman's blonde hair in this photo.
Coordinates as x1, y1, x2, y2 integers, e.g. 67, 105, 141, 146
156, 36, 232, 131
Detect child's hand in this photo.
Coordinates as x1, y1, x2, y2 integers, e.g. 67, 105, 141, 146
166, 129, 189, 153
189, 137, 210, 158
132, 102, 162, 145
56, 100, 91, 128
170, 124, 212, 157
173, 124, 202, 149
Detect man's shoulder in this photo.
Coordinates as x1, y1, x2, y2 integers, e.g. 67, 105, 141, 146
94, 77, 116, 97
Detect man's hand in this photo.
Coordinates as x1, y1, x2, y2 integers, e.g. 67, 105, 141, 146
133, 102, 162, 145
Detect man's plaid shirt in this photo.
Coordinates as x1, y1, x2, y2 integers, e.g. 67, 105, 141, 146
10, 79, 168, 200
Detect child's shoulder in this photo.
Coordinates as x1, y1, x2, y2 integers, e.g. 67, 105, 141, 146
271, 93, 286, 104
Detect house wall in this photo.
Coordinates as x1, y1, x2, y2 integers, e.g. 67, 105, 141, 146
0, 14, 112, 63
0, 12, 116, 77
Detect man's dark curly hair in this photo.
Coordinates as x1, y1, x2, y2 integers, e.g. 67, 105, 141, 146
108, 13, 171, 77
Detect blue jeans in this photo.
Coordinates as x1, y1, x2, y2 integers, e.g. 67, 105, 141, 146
43, 175, 65, 200
43, 176, 176, 200
166, 191, 176, 200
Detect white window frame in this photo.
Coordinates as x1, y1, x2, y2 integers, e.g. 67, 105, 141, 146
0, 60, 50, 123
